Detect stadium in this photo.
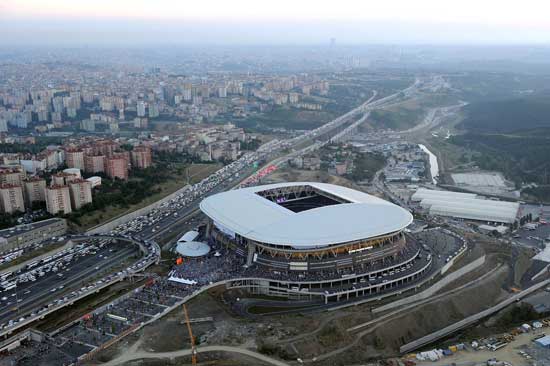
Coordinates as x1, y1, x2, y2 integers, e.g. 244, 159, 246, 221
198, 182, 445, 302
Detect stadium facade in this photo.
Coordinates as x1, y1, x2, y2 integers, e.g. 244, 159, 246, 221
200, 183, 438, 303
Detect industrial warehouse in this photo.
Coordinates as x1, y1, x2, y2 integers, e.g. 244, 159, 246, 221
197, 182, 459, 302
411, 188, 520, 225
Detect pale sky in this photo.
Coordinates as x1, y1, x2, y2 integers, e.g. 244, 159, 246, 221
1, 0, 550, 45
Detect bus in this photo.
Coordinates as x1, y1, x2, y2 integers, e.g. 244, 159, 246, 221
26, 261, 39, 269
1, 282, 17, 292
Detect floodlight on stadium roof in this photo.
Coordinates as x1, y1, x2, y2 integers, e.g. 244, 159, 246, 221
200, 182, 413, 249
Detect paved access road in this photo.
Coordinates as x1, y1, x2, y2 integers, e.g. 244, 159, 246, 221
101, 345, 291, 366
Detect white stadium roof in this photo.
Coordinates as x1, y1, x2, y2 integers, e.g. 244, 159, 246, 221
413, 188, 519, 224
200, 182, 413, 249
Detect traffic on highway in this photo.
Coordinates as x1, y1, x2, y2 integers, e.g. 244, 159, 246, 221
0, 235, 159, 336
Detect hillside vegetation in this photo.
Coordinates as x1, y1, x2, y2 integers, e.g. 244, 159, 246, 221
459, 98, 550, 133
450, 96, 550, 200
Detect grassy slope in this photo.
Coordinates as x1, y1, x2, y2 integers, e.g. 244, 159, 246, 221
74, 163, 221, 230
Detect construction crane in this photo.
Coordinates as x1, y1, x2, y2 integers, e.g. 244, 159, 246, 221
183, 304, 197, 365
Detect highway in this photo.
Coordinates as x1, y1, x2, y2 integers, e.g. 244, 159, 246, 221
0, 240, 137, 326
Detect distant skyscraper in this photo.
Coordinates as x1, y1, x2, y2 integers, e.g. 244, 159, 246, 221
80, 119, 95, 132
137, 101, 147, 117
148, 103, 159, 118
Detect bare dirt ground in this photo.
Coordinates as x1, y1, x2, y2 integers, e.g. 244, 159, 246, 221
91, 288, 320, 364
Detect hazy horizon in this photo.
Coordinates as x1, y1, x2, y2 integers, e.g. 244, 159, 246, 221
1, 0, 550, 46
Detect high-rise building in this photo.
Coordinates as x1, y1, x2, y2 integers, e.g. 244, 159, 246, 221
51, 171, 79, 186
65, 149, 85, 170
23, 177, 46, 205
84, 155, 105, 174
109, 122, 119, 133
68, 179, 93, 210
137, 101, 147, 117
133, 117, 148, 129
0, 184, 25, 214
45, 185, 72, 215
105, 157, 128, 180
93, 140, 119, 156
182, 88, 192, 101
0, 167, 25, 187
0, 119, 8, 132
80, 119, 95, 132
148, 103, 159, 118
130, 146, 152, 169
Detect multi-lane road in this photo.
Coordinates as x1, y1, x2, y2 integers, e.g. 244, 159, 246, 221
0, 240, 137, 327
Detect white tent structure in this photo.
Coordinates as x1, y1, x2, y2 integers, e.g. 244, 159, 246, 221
413, 188, 519, 224
176, 241, 211, 257
177, 230, 199, 243
411, 188, 476, 202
